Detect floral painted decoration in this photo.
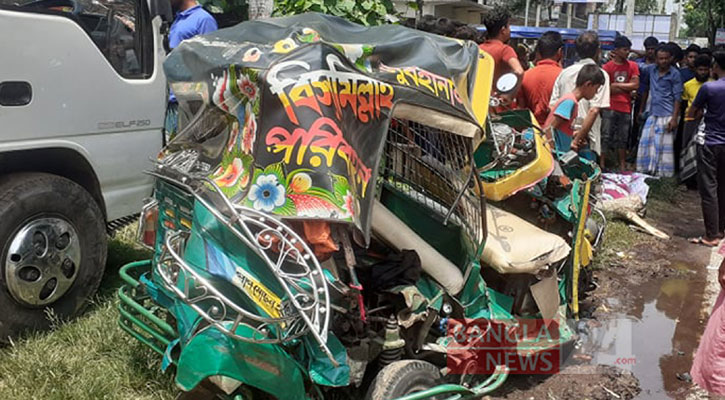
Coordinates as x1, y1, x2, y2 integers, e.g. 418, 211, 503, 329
227, 121, 240, 152
242, 47, 262, 62
297, 28, 321, 43
239, 76, 257, 101
241, 103, 257, 155
207, 66, 261, 199
273, 38, 298, 54
243, 163, 356, 222
213, 158, 243, 188
248, 174, 286, 212
211, 66, 260, 116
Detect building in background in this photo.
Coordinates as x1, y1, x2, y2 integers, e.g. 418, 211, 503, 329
392, 0, 618, 29
588, 13, 676, 49
594, 0, 684, 37
393, 0, 489, 24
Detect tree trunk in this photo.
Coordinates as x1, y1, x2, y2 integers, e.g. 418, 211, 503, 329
706, 0, 717, 46
615, 0, 624, 14
248, 0, 272, 20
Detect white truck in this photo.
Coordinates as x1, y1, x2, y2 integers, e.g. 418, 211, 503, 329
0, 0, 171, 338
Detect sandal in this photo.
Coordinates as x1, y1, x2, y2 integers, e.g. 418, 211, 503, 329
689, 236, 720, 247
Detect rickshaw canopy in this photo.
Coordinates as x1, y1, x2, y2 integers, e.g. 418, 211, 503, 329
162, 12, 495, 241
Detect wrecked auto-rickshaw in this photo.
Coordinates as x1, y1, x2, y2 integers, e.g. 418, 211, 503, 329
118, 13, 602, 399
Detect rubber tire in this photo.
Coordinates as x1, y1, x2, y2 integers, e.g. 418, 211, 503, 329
0, 173, 107, 341
366, 360, 442, 400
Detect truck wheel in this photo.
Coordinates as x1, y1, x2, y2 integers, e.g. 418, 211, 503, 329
366, 360, 442, 400
0, 173, 107, 340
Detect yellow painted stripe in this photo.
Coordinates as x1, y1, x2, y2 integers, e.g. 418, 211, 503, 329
471, 49, 495, 129
571, 180, 592, 320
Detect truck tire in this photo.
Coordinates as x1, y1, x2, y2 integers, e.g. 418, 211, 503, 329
366, 360, 442, 400
0, 173, 107, 340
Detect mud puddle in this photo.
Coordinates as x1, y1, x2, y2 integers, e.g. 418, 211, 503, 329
580, 272, 707, 399
491, 189, 715, 399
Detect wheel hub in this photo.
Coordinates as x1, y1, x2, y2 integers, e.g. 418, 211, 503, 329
5, 217, 81, 306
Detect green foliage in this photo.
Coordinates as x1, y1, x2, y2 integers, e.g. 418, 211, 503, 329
634, 0, 659, 13
682, 0, 724, 44
200, 0, 248, 26
273, 0, 396, 26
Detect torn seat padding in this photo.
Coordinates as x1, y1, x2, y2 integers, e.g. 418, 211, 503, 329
371, 200, 464, 295
483, 205, 571, 275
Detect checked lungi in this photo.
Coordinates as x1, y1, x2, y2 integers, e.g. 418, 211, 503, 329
637, 115, 675, 177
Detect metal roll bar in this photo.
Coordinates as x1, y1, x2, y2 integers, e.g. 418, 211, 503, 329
150, 167, 336, 365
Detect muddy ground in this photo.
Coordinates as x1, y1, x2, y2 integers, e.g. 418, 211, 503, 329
489, 185, 719, 400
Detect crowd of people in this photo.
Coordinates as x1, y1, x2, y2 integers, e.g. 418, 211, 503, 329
415, 7, 725, 249
413, 9, 725, 394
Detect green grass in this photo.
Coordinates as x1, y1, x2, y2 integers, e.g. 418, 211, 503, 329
646, 177, 679, 204
0, 225, 177, 400
592, 218, 650, 270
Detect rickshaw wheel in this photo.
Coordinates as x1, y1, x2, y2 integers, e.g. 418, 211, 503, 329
366, 360, 442, 400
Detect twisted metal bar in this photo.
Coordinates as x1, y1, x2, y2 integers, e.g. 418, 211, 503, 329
149, 169, 335, 365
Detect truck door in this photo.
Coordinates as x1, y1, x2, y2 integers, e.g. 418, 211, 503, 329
0, 0, 167, 220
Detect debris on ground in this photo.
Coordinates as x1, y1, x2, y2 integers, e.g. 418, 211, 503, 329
494, 186, 714, 400
598, 173, 669, 240
493, 365, 640, 400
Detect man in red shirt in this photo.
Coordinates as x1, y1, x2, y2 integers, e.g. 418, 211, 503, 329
602, 35, 639, 170
517, 31, 563, 126
479, 5, 524, 100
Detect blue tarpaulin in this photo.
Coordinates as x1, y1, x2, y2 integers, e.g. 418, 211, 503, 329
477, 26, 620, 48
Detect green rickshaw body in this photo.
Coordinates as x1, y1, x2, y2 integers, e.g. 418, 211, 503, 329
118, 12, 598, 400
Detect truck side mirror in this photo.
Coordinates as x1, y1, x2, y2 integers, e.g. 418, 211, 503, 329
149, 0, 173, 24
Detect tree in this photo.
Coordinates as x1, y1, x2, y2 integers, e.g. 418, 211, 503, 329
682, 0, 725, 45
249, 0, 273, 20
202, 0, 248, 26
634, 0, 658, 13
273, 0, 396, 26
607, 0, 657, 14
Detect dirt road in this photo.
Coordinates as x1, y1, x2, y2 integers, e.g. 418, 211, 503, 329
491, 186, 718, 400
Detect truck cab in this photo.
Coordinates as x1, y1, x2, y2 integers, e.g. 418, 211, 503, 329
0, 0, 169, 338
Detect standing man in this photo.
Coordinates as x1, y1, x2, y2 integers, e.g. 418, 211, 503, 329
636, 45, 683, 177
635, 36, 659, 67
517, 31, 563, 127
680, 44, 702, 83
680, 54, 713, 184
602, 35, 639, 171
164, 0, 218, 142
479, 6, 524, 89
682, 54, 714, 147
688, 51, 725, 247
550, 31, 611, 163
169, 0, 218, 51
630, 36, 659, 158
668, 42, 684, 69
